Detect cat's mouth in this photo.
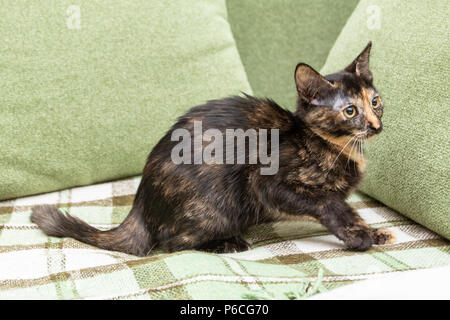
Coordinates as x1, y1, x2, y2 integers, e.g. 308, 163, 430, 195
364, 129, 382, 141
356, 127, 382, 141
353, 131, 369, 142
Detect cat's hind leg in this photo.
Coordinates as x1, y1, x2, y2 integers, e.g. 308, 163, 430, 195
159, 201, 251, 253
161, 231, 250, 253
199, 236, 251, 253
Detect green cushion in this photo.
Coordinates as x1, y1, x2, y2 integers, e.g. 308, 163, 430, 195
321, 1, 450, 238
226, 0, 359, 109
0, 0, 251, 200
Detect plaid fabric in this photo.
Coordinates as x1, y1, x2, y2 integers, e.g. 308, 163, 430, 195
0, 177, 449, 299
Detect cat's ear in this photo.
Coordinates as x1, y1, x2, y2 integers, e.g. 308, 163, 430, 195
294, 63, 333, 102
344, 41, 373, 83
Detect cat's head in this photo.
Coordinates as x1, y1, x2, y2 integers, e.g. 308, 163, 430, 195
294, 42, 383, 145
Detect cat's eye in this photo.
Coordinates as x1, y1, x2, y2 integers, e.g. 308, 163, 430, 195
343, 106, 357, 118
372, 96, 381, 109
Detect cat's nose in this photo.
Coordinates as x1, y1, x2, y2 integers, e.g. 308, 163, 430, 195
369, 120, 380, 130
368, 120, 382, 133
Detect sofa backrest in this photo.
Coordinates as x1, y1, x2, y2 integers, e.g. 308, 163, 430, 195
227, 0, 359, 109
0, 0, 251, 200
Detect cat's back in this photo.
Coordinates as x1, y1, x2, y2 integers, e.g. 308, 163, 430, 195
176, 95, 296, 132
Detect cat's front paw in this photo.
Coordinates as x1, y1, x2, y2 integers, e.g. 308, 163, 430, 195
372, 228, 396, 245
341, 226, 373, 251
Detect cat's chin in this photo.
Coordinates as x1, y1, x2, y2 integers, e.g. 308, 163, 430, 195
365, 133, 379, 141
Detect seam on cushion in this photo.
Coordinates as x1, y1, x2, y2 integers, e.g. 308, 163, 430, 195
319, 0, 362, 74
224, 0, 255, 96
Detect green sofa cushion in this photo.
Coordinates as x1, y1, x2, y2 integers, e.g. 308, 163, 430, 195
0, 0, 251, 201
321, 0, 450, 238
226, 0, 359, 109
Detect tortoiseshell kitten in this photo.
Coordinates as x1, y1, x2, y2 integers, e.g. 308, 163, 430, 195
32, 42, 395, 256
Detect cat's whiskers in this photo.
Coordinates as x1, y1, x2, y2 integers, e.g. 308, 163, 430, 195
354, 132, 367, 173
329, 135, 358, 172
355, 140, 361, 173
340, 130, 367, 173
346, 138, 358, 170
353, 140, 359, 173
360, 138, 365, 165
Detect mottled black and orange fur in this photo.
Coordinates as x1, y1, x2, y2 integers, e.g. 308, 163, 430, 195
32, 42, 395, 256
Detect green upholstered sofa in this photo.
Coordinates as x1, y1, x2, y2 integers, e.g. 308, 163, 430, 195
0, 1, 448, 299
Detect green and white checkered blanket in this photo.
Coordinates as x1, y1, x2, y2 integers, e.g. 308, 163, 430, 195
1, 177, 449, 299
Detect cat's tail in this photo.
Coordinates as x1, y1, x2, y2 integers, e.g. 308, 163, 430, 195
31, 205, 153, 256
